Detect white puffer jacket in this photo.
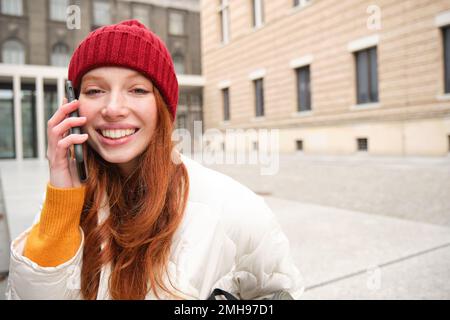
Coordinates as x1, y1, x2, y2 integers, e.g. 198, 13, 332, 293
6, 154, 304, 300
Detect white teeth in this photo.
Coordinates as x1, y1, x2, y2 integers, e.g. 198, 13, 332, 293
101, 129, 136, 139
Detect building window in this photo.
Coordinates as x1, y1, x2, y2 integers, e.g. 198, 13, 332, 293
44, 84, 58, 147
190, 94, 201, 107
355, 47, 378, 104
169, 12, 184, 35
132, 4, 149, 27
296, 65, 311, 112
222, 88, 230, 121
444, 27, 450, 94
50, 0, 69, 21
2, 39, 25, 64
179, 93, 187, 106
251, 0, 264, 28
0, 83, 15, 159
1, 0, 23, 16
293, 0, 311, 8
93, 0, 111, 27
296, 140, 303, 151
173, 54, 185, 74
51, 43, 70, 67
254, 78, 264, 117
448, 135, 450, 152
176, 114, 187, 129
357, 138, 368, 152
21, 83, 38, 158
218, 0, 230, 44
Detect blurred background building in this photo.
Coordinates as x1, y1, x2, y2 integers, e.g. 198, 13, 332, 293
1, 0, 450, 299
201, 0, 450, 156
0, 0, 204, 160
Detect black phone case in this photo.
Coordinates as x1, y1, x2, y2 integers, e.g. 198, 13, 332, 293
65, 80, 88, 182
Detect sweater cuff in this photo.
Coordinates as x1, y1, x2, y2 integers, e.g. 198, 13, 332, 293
39, 182, 87, 238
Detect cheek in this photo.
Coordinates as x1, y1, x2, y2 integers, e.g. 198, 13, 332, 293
139, 100, 158, 130
78, 101, 98, 119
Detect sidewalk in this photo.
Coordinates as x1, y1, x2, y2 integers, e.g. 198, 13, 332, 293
0, 156, 449, 299
264, 196, 450, 299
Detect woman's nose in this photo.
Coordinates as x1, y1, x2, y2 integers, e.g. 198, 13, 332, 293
102, 91, 129, 118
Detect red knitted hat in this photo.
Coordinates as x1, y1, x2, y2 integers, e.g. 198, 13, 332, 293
68, 19, 178, 121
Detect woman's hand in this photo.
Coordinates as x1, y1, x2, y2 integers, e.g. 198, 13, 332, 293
47, 97, 88, 188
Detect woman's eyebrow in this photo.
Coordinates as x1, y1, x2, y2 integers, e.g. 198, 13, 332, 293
125, 73, 141, 79
82, 73, 153, 88
82, 75, 104, 82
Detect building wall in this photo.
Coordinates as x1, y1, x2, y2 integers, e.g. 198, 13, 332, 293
201, 0, 450, 156
0, 0, 204, 160
0, 0, 201, 74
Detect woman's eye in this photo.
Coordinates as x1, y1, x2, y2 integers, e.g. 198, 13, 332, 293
85, 89, 102, 95
132, 88, 149, 95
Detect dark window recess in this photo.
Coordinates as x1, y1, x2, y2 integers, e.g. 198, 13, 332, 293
293, 0, 300, 6
21, 83, 38, 158
222, 88, 230, 121
296, 140, 303, 151
448, 135, 450, 152
357, 138, 368, 152
296, 66, 311, 111
253, 141, 259, 150
222, 142, 226, 151
251, 0, 256, 27
355, 47, 378, 104
444, 27, 450, 94
0, 82, 16, 159
254, 78, 264, 117
176, 114, 186, 129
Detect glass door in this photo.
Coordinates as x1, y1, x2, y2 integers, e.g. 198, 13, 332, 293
21, 83, 37, 158
0, 82, 15, 159
44, 84, 58, 148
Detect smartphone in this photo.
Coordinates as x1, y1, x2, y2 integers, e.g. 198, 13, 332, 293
65, 80, 88, 183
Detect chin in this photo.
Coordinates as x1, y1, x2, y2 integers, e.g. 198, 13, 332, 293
102, 153, 137, 164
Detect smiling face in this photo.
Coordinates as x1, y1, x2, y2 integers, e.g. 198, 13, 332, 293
78, 66, 158, 175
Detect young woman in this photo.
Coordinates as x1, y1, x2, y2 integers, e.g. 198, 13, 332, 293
6, 20, 303, 300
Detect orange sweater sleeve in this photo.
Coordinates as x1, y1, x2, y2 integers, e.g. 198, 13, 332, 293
23, 183, 86, 267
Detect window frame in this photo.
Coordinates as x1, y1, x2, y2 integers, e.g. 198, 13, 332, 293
2, 38, 26, 64
173, 53, 185, 74
132, 3, 150, 27
222, 87, 230, 121
50, 42, 70, 67
169, 11, 185, 36
296, 140, 303, 151
218, 0, 230, 44
444, 26, 450, 94
357, 138, 368, 152
293, 0, 311, 8
49, 0, 69, 22
0, 82, 16, 159
92, 0, 111, 28
176, 113, 187, 129
355, 46, 379, 104
1, 0, 23, 16
251, 0, 264, 28
296, 65, 311, 112
254, 78, 265, 117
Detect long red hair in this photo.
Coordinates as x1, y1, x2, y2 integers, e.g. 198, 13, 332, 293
80, 87, 189, 299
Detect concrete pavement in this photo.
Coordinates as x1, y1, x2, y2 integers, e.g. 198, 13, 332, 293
0, 155, 449, 299
206, 153, 450, 226
264, 196, 450, 299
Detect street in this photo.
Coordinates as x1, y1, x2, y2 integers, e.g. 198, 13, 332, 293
1, 153, 449, 299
